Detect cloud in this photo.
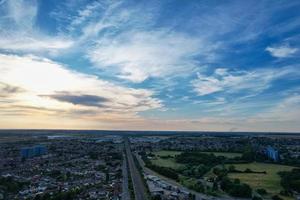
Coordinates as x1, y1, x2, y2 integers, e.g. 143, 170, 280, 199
68, 1, 103, 29
0, 35, 74, 53
41, 93, 109, 108
0, 54, 162, 119
266, 44, 298, 58
0, 82, 24, 97
254, 94, 300, 122
2, 0, 37, 30
89, 30, 216, 83
52, 1, 217, 83
192, 67, 297, 96
0, 0, 74, 54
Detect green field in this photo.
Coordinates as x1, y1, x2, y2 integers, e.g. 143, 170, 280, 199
226, 163, 295, 197
151, 150, 183, 169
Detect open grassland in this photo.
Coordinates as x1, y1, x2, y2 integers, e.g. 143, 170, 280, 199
226, 163, 296, 197
151, 150, 183, 169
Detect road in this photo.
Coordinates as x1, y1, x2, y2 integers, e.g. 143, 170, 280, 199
124, 138, 148, 200
121, 153, 130, 200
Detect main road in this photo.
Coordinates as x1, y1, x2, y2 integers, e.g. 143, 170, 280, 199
124, 138, 148, 200
121, 153, 130, 200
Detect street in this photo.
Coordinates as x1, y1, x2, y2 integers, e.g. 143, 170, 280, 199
124, 138, 148, 200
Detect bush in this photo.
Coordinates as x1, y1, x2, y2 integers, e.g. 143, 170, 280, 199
256, 188, 267, 195
272, 195, 283, 200
228, 183, 252, 198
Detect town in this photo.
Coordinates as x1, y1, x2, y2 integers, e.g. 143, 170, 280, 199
0, 130, 300, 200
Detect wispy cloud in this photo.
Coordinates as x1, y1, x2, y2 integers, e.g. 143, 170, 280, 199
0, 82, 24, 98
192, 67, 297, 96
0, 0, 74, 54
266, 44, 298, 58
89, 30, 216, 83
254, 94, 300, 122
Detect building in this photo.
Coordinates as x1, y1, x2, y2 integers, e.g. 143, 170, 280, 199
21, 145, 47, 158
266, 146, 279, 161
34, 145, 47, 155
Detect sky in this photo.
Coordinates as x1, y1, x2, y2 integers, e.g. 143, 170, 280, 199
0, 0, 300, 132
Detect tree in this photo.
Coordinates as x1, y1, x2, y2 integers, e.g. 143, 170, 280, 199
152, 195, 162, 200
272, 195, 283, 200
228, 165, 236, 172
105, 172, 109, 183
256, 188, 267, 195
278, 168, 300, 192
242, 145, 255, 161
212, 181, 218, 191
188, 193, 196, 200
252, 196, 263, 200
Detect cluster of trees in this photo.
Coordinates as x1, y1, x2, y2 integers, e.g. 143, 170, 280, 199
228, 165, 266, 174
146, 163, 179, 181
212, 167, 253, 198
220, 177, 252, 198
176, 152, 224, 166
280, 157, 300, 167
185, 181, 205, 193
175, 152, 227, 179
278, 168, 300, 193
0, 177, 29, 194
178, 164, 211, 178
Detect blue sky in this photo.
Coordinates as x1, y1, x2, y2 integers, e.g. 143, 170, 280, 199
0, 0, 300, 132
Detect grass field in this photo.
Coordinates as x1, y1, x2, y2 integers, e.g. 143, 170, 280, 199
226, 163, 295, 197
151, 150, 183, 169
